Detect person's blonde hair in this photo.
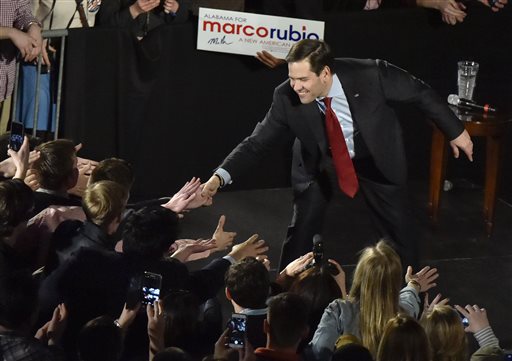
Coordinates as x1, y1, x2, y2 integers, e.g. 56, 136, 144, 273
348, 240, 402, 356
82, 180, 128, 227
377, 313, 431, 361
421, 305, 467, 361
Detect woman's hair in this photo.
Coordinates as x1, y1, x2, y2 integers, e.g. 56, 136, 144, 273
377, 314, 431, 361
349, 240, 403, 356
289, 264, 342, 343
420, 305, 467, 361
162, 290, 200, 348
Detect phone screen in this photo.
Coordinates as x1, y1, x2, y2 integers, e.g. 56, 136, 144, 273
228, 314, 247, 348
142, 271, 162, 305
9, 122, 24, 152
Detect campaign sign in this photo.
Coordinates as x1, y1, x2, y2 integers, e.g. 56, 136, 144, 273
197, 8, 325, 58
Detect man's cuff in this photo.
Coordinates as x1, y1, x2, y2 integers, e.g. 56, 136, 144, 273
215, 168, 232, 187
222, 255, 236, 265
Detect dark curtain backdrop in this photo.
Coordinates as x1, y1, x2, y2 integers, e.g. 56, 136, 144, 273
61, 6, 512, 201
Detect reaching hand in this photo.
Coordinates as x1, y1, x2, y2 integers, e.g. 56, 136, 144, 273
184, 183, 213, 210
212, 215, 237, 251
282, 252, 314, 277
69, 160, 97, 197
169, 238, 216, 262
147, 301, 166, 359
328, 259, 347, 298
214, 328, 233, 360
454, 304, 490, 333
439, 0, 467, 25
163, 0, 179, 13
162, 177, 201, 213
421, 293, 449, 319
202, 174, 221, 198
405, 265, 439, 293
478, 0, 507, 11
228, 234, 268, 262
35, 303, 68, 345
255, 51, 286, 69
117, 302, 141, 330
256, 255, 271, 271
7, 136, 30, 180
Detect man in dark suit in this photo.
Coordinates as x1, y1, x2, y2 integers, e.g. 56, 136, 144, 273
202, 39, 473, 270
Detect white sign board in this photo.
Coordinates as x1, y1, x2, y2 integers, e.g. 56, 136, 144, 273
197, 8, 325, 59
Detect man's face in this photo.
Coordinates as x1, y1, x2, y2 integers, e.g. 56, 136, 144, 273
288, 60, 332, 104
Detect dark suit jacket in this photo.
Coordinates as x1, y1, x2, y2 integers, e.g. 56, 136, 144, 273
220, 58, 464, 191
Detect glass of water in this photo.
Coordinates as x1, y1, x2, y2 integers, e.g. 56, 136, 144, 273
457, 61, 479, 100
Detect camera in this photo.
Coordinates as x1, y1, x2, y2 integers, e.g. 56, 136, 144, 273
141, 271, 162, 306
228, 313, 247, 348
305, 234, 339, 276
8, 122, 24, 152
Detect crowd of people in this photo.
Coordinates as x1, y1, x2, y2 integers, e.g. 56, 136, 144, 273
0, 135, 506, 361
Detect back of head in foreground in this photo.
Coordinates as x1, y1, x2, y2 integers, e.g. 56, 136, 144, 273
225, 256, 270, 310
78, 315, 124, 361
33, 139, 78, 192
377, 313, 431, 361
348, 240, 403, 356
265, 292, 309, 351
0, 178, 34, 240
89, 157, 134, 192
420, 305, 467, 361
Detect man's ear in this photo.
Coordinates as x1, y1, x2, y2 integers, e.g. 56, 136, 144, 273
263, 319, 270, 334
322, 65, 332, 79
225, 287, 232, 301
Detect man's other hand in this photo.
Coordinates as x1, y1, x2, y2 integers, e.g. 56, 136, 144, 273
449, 129, 473, 161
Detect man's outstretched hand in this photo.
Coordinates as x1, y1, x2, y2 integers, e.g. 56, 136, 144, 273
449, 129, 473, 161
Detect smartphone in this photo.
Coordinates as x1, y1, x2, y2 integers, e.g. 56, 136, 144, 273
141, 271, 162, 305
228, 313, 247, 349
8, 122, 24, 152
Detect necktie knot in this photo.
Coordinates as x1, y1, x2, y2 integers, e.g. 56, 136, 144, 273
322, 97, 332, 109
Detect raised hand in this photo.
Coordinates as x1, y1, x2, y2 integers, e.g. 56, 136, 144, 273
163, 0, 180, 13
405, 265, 439, 293
255, 50, 286, 69
421, 292, 449, 319
35, 303, 68, 345
212, 215, 237, 251
117, 302, 141, 330
7, 136, 30, 180
169, 238, 216, 262
162, 177, 201, 213
454, 304, 490, 333
282, 252, 314, 277
130, 0, 160, 18
147, 300, 166, 359
228, 234, 268, 262
328, 259, 347, 298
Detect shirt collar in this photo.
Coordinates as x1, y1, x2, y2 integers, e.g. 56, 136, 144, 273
316, 74, 343, 103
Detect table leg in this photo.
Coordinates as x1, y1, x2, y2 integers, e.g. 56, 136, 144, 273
428, 127, 447, 223
483, 135, 502, 236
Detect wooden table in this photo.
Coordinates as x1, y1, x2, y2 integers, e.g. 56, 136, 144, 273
428, 107, 511, 236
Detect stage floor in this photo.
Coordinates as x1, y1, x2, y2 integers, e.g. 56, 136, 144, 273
180, 179, 512, 350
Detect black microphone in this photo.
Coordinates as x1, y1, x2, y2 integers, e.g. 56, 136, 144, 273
447, 94, 496, 113
312, 234, 323, 266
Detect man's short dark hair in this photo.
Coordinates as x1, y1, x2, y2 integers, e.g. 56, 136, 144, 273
78, 315, 123, 361
90, 158, 134, 191
33, 139, 77, 190
0, 271, 39, 330
0, 179, 34, 238
122, 206, 180, 260
267, 292, 309, 348
285, 39, 335, 76
225, 257, 270, 309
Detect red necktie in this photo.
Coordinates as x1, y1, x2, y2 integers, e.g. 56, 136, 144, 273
322, 97, 359, 198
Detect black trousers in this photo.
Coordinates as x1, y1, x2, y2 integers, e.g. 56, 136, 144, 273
278, 158, 418, 271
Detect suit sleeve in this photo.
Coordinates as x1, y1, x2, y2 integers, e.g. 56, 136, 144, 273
219, 86, 294, 181
95, 0, 135, 28
376, 59, 465, 141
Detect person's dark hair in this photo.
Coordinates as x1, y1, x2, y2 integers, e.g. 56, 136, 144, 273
0, 179, 34, 238
154, 347, 193, 361
289, 264, 342, 342
89, 158, 134, 192
122, 206, 180, 260
285, 39, 335, 75
33, 139, 77, 190
225, 257, 270, 309
266, 292, 308, 348
78, 315, 123, 361
377, 314, 431, 361
333, 343, 374, 361
0, 271, 39, 330
162, 291, 200, 349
